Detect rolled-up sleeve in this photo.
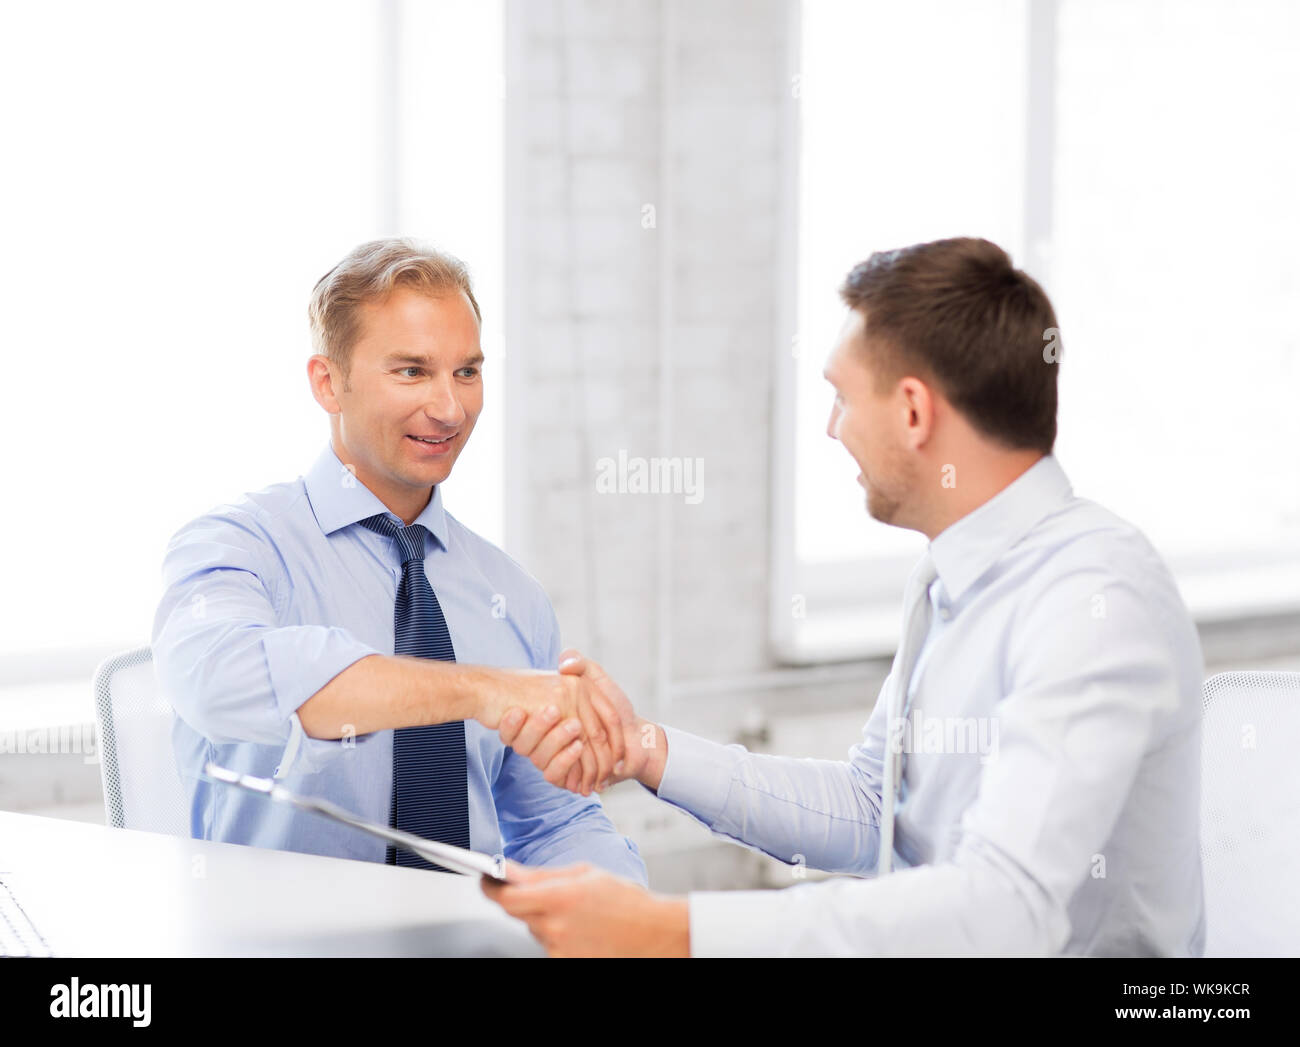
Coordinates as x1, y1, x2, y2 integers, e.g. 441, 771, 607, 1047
151, 509, 381, 778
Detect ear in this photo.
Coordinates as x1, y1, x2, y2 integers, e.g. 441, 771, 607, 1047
307, 354, 342, 415
897, 376, 936, 450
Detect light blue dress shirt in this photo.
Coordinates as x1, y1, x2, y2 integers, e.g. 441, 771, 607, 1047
151, 442, 646, 882
655, 454, 1206, 956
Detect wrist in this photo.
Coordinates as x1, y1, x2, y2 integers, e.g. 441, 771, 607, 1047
634, 719, 669, 791
647, 894, 690, 957
449, 664, 507, 726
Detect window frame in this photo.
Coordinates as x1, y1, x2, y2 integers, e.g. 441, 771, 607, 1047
770, 0, 1300, 665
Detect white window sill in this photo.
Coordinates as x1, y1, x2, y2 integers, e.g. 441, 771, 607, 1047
775, 563, 1300, 666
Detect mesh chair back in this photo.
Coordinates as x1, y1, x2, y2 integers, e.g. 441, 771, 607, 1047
1200, 670, 1300, 957
91, 645, 189, 836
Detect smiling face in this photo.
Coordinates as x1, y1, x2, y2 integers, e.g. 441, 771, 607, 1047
312, 285, 484, 523
823, 308, 919, 528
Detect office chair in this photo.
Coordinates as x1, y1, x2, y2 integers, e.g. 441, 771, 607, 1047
1200, 669, 1300, 957
91, 645, 189, 836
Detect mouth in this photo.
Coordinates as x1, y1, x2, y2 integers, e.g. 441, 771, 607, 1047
406, 433, 457, 456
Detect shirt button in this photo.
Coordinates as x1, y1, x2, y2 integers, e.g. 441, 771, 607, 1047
938, 606, 952, 621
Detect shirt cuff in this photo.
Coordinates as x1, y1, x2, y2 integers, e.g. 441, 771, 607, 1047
654, 725, 746, 828
688, 888, 797, 957
275, 708, 394, 779
262, 626, 382, 779
272, 711, 316, 779
262, 625, 381, 723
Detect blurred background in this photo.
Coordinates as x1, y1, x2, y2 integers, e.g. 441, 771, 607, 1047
1, 0, 1297, 893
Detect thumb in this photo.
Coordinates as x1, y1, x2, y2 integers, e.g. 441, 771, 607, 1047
503, 860, 589, 885
558, 649, 587, 675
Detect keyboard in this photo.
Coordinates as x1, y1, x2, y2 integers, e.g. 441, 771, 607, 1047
0, 876, 54, 957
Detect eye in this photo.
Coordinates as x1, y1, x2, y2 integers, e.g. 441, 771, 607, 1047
399, 366, 424, 378
456, 366, 480, 379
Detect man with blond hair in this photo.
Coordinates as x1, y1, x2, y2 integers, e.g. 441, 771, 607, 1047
153, 238, 643, 879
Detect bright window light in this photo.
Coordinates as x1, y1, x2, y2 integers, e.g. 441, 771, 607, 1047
779, 0, 1300, 663
0, 0, 504, 671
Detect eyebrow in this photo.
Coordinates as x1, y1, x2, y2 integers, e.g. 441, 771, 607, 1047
382, 351, 485, 368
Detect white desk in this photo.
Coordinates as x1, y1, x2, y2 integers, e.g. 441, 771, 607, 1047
0, 810, 542, 957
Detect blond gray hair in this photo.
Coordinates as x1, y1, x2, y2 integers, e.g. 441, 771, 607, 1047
308, 238, 481, 386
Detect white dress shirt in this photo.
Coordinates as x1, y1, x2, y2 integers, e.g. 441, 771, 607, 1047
654, 454, 1206, 956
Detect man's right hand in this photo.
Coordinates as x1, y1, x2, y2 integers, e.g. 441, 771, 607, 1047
495, 650, 667, 795
471, 664, 627, 796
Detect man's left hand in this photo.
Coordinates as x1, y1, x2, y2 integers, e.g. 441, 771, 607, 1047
482, 861, 690, 957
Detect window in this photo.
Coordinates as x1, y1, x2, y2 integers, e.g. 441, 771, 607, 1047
774, 0, 1300, 663
1051, 0, 1300, 620
0, 1, 504, 692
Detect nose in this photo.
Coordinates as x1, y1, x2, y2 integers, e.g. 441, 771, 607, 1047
826, 401, 841, 440
424, 375, 467, 428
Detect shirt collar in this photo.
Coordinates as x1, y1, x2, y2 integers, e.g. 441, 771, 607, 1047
303, 441, 449, 550
927, 454, 1072, 604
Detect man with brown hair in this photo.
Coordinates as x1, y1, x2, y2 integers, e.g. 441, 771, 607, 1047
152, 238, 644, 881
484, 237, 1206, 956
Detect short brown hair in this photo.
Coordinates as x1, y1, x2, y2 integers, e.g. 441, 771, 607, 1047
308, 238, 481, 385
839, 237, 1060, 453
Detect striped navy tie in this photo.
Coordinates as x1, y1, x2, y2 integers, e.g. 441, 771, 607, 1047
358, 512, 470, 871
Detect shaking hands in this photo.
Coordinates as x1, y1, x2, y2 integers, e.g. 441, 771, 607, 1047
481, 650, 685, 957
494, 649, 667, 796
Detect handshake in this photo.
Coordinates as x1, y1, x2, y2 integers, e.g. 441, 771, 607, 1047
477, 648, 666, 797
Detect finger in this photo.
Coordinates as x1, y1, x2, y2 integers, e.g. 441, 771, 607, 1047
586, 659, 630, 775
574, 692, 612, 790
567, 656, 626, 771
483, 864, 563, 907
497, 707, 526, 747
577, 735, 597, 795
564, 763, 582, 794
488, 886, 551, 919
581, 657, 611, 687
557, 658, 624, 784
509, 705, 562, 757
500, 861, 580, 886
587, 685, 627, 770
530, 718, 583, 770
489, 877, 579, 918
543, 738, 585, 789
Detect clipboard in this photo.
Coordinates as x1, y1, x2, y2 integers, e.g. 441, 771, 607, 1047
202, 761, 510, 882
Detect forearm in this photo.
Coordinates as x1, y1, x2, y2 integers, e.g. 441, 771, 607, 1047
650, 726, 881, 874
297, 654, 513, 738
687, 844, 1062, 957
